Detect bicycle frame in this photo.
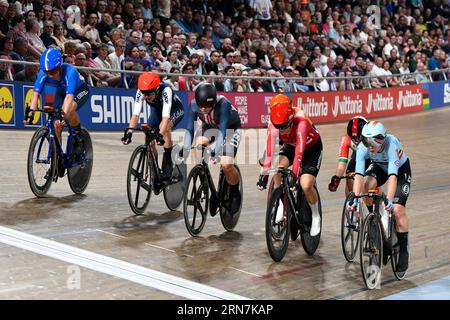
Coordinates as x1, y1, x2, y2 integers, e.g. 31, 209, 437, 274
349, 191, 392, 243
265, 168, 301, 227
35, 109, 76, 169
129, 126, 181, 192
196, 150, 220, 200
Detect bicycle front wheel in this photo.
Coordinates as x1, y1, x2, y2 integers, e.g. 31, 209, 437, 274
265, 186, 290, 262
183, 165, 209, 237
27, 127, 56, 197
127, 145, 154, 215
341, 194, 362, 263
360, 212, 383, 290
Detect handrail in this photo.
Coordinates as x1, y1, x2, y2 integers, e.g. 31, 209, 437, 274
1, 58, 448, 84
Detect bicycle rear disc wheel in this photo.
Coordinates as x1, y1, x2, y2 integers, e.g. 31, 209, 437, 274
360, 213, 383, 290
265, 186, 290, 262
68, 128, 93, 194
126, 145, 153, 215
299, 185, 322, 256
27, 127, 56, 197
341, 194, 362, 262
163, 161, 187, 211
219, 165, 242, 231
183, 165, 209, 237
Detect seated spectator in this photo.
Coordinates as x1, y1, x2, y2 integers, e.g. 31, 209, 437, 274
128, 63, 144, 88
223, 65, 235, 92
205, 50, 220, 75
178, 63, 195, 91
160, 50, 180, 73
10, 37, 28, 74
6, 15, 26, 42
163, 66, 180, 91
147, 45, 163, 70
25, 17, 46, 58
13, 56, 39, 82
0, 54, 13, 80
108, 39, 125, 71
40, 20, 58, 48
382, 60, 401, 86
74, 52, 91, 84
0, 36, 13, 56
93, 43, 121, 87
51, 22, 66, 52
414, 62, 430, 83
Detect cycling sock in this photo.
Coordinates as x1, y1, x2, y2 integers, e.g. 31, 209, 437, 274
230, 182, 240, 195
310, 201, 319, 217
162, 147, 173, 172
72, 124, 82, 135
398, 232, 409, 252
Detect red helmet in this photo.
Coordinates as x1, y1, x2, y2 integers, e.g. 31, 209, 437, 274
269, 94, 291, 110
138, 71, 161, 94
270, 95, 294, 130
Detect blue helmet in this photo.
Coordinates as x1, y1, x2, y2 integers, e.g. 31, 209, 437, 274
40, 48, 62, 72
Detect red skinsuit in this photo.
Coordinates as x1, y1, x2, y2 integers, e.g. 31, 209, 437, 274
262, 116, 320, 176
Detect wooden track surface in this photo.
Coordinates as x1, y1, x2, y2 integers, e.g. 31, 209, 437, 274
0, 108, 449, 300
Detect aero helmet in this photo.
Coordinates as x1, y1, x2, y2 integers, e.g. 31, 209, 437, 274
347, 116, 368, 142
361, 121, 387, 149
40, 48, 62, 72
270, 94, 294, 130
195, 83, 217, 111
138, 71, 161, 94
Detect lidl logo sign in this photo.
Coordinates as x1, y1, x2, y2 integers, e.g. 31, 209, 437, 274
0, 85, 14, 126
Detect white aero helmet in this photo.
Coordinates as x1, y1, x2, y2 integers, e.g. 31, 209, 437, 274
361, 121, 387, 149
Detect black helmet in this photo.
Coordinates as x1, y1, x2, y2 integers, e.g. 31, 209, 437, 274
347, 116, 368, 141
195, 83, 217, 110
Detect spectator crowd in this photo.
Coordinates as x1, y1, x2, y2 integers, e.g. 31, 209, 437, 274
0, 0, 449, 92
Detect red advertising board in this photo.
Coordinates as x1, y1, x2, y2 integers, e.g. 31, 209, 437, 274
188, 92, 278, 128
188, 85, 423, 128
290, 84, 424, 123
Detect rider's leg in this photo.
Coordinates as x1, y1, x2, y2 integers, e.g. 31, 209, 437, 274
300, 173, 321, 236
345, 178, 354, 198
160, 121, 174, 179
272, 155, 290, 188
221, 156, 238, 185
394, 204, 409, 272
363, 175, 377, 212
221, 155, 241, 214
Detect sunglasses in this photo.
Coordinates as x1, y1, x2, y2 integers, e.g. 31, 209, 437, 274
45, 68, 59, 76
141, 89, 157, 96
273, 120, 292, 131
198, 102, 214, 112
362, 135, 385, 148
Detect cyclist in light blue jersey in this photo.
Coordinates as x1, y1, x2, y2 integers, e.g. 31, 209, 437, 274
349, 121, 411, 275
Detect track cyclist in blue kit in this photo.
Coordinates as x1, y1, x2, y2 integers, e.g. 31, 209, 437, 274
24, 48, 90, 176
122, 71, 185, 181
349, 121, 411, 275
181, 83, 242, 215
